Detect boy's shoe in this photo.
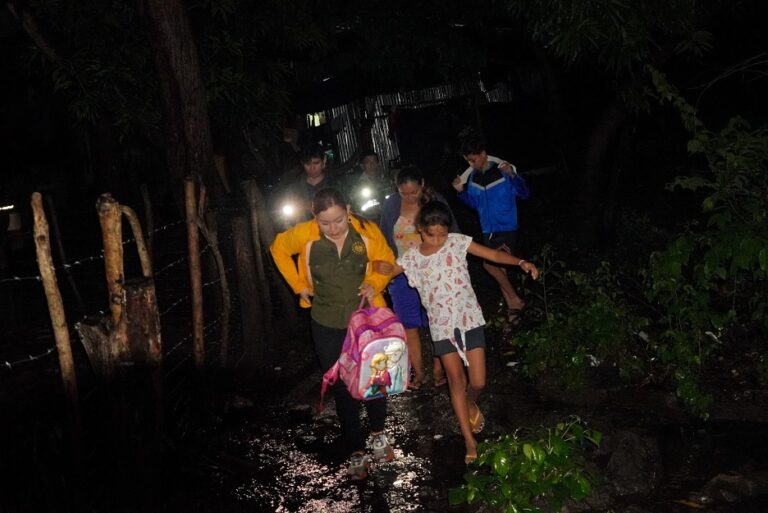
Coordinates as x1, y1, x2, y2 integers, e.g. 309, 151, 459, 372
347, 452, 372, 480
371, 433, 395, 463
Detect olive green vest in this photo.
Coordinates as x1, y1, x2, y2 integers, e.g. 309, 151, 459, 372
309, 228, 368, 328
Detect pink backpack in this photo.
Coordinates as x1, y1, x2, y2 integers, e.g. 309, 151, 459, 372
320, 299, 409, 409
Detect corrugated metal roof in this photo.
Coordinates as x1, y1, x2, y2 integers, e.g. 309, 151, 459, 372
317, 79, 512, 175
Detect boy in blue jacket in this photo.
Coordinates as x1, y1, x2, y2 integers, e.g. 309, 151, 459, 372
452, 135, 530, 322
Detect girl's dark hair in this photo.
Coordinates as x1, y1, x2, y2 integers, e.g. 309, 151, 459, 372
415, 200, 453, 230
312, 187, 367, 226
396, 164, 437, 205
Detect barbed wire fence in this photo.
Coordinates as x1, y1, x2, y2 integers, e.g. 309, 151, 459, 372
0, 203, 258, 398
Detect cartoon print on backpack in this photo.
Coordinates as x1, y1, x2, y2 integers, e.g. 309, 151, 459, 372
384, 339, 406, 393
364, 352, 392, 399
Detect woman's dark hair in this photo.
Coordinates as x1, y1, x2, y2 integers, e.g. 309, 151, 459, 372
415, 200, 454, 230
396, 164, 437, 205
312, 187, 367, 226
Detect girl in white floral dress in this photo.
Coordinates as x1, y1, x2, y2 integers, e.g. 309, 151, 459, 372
376, 201, 538, 463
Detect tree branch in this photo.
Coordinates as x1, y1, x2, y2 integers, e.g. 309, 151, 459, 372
7, 0, 60, 62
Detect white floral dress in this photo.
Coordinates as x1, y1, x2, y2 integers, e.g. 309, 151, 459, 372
397, 233, 485, 365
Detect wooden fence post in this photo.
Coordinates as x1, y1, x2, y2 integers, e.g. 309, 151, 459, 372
31, 192, 82, 465
96, 193, 124, 328
185, 177, 205, 369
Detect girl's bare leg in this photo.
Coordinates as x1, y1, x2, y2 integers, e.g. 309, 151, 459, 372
483, 261, 524, 310
465, 347, 487, 430
404, 327, 424, 386
440, 352, 477, 460
433, 356, 446, 386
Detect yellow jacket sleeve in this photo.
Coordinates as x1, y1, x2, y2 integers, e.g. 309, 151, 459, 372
269, 223, 310, 295
361, 221, 395, 297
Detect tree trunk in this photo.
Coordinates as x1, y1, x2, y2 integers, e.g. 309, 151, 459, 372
242, 180, 273, 337
140, 184, 154, 261
572, 99, 628, 247
200, 212, 231, 368
232, 215, 264, 367
244, 181, 298, 331
143, 0, 217, 200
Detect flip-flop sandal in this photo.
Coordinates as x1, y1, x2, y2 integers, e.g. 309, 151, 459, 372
464, 452, 478, 465
469, 406, 485, 434
409, 377, 423, 391
433, 375, 447, 388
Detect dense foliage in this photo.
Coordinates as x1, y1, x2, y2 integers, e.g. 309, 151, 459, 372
506, 248, 647, 391
500, 68, 768, 418
644, 67, 768, 415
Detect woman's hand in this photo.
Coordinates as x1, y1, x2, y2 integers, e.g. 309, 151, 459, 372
520, 261, 539, 280
358, 282, 375, 300
299, 287, 314, 304
372, 260, 395, 275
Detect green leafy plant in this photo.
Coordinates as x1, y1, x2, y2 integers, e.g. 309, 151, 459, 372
449, 417, 601, 513
505, 247, 647, 391
645, 67, 768, 417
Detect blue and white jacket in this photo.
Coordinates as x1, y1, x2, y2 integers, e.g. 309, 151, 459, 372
458, 160, 530, 234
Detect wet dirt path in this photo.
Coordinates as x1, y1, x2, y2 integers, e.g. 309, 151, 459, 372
170, 373, 483, 513
162, 351, 768, 513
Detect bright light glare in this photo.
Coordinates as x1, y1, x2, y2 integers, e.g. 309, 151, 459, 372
360, 187, 372, 199
361, 199, 380, 212
282, 203, 295, 217
0, 204, 13, 211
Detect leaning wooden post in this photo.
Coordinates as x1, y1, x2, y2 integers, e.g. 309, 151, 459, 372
185, 177, 205, 369
96, 194, 124, 327
31, 192, 82, 462
120, 205, 153, 277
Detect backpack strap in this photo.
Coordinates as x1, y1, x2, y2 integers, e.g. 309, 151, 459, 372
319, 361, 340, 412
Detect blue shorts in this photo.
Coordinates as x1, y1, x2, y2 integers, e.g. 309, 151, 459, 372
388, 273, 429, 329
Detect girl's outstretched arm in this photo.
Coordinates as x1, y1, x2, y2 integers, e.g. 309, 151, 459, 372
371, 260, 404, 277
467, 242, 539, 279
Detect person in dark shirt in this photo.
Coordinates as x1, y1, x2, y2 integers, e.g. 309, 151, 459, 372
279, 143, 338, 224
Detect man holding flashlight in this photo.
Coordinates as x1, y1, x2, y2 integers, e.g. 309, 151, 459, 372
280, 143, 338, 225
346, 151, 393, 220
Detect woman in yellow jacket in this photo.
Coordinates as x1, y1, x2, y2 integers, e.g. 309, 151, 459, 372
270, 187, 396, 480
